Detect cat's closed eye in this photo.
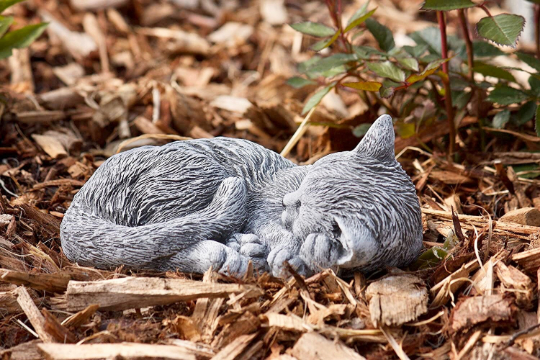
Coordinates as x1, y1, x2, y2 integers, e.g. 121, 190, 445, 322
331, 220, 341, 239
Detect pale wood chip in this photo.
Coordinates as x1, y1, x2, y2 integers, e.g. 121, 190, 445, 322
290, 332, 366, 360
38, 343, 196, 360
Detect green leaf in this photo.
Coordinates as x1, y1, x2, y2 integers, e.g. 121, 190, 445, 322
0, 22, 48, 59
307, 53, 357, 74
0, 0, 25, 14
0, 15, 14, 38
517, 52, 540, 73
536, 103, 540, 137
476, 14, 525, 48
421, 0, 475, 11
516, 100, 537, 125
473, 62, 515, 82
344, 8, 377, 33
452, 90, 472, 110
487, 86, 529, 105
346, 1, 370, 27
410, 27, 441, 55
471, 40, 504, 57
529, 76, 540, 97
298, 56, 321, 74
342, 81, 382, 92
352, 123, 371, 137
302, 82, 336, 114
286, 77, 317, 89
379, 79, 400, 98
365, 18, 394, 52
493, 109, 510, 128
290, 22, 335, 37
406, 58, 450, 84
353, 45, 385, 59
395, 122, 415, 138
311, 29, 341, 51
396, 57, 419, 72
367, 61, 405, 82
403, 44, 428, 58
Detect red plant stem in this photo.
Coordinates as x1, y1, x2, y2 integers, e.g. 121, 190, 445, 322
479, 3, 493, 18
437, 11, 455, 156
535, 4, 540, 58
458, 9, 474, 80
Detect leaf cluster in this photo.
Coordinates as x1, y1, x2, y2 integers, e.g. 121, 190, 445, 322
0, 0, 47, 60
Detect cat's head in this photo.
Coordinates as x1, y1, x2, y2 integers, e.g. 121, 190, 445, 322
281, 114, 417, 252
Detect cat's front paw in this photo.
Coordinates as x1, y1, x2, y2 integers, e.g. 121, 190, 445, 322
300, 233, 340, 272
267, 246, 309, 278
228, 234, 269, 272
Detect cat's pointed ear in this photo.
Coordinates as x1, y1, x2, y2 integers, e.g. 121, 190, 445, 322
352, 114, 395, 161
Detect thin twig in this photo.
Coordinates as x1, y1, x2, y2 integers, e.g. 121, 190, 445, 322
280, 107, 317, 158
437, 11, 456, 157
458, 9, 474, 80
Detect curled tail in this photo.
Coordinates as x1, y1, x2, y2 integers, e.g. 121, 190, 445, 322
60, 177, 248, 270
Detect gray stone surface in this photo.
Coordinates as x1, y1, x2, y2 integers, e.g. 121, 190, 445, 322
60, 114, 423, 277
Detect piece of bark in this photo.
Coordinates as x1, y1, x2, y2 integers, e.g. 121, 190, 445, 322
0, 287, 39, 314
31, 134, 67, 159
290, 332, 365, 360
16, 111, 67, 124
429, 170, 474, 185
1, 269, 70, 293
38, 343, 196, 360
166, 339, 215, 359
9, 48, 34, 93
431, 259, 479, 307
39, 88, 84, 110
507, 166, 532, 208
53, 277, 264, 312
52, 63, 85, 86
18, 204, 62, 238
450, 294, 515, 333
138, 27, 210, 55
0, 340, 43, 360
512, 247, 540, 272
495, 262, 534, 309
260, 0, 288, 25
365, 274, 428, 327
134, 116, 166, 134
62, 304, 99, 328
212, 333, 257, 360
16, 286, 56, 343
501, 207, 540, 227
82, 13, 110, 73
41, 308, 77, 343
212, 311, 260, 349
43, 129, 82, 155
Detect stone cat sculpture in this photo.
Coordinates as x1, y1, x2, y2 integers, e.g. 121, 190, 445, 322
60, 114, 423, 278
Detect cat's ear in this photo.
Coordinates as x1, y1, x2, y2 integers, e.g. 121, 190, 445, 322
352, 114, 395, 161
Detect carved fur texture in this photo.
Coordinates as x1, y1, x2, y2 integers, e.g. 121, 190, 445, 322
60, 115, 423, 277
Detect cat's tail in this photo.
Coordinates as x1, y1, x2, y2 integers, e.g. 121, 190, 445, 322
60, 177, 247, 269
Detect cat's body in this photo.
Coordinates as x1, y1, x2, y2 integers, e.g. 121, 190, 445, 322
60, 115, 423, 277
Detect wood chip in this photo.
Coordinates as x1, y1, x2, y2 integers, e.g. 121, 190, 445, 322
450, 294, 515, 333
500, 207, 540, 227
365, 274, 428, 327
1, 269, 70, 293
290, 332, 366, 360
31, 134, 68, 159
37, 343, 196, 360
16, 286, 56, 343
53, 277, 264, 311
212, 333, 257, 360
495, 262, 534, 309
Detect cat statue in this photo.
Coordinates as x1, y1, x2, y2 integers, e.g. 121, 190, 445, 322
60, 114, 423, 277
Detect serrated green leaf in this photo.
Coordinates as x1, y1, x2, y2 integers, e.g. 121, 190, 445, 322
403, 44, 429, 58
307, 53, 357, 74
0, 22, 48, 59
0, 0, 25, 13
302, 82, 336, 114
487, 86, 529, 105
290, 22, 335, 37
286, 77, 317, 89
346, 1, 370, 27
0, 15, 14, 38
516, 100, 537, 125
396, 57, 419, 71
421, 0, 475, 11
365, 18, 394, 52
311, 29, 341, 51
536, 103, 540, 136
473, 61, 515, 82
379, 79, 400, 98
342, 81, 382, 92
476, 14, 525, 48
367, 61, 405, 82
471, 40, 504, 57
529, 76, 540, 97
406, 58, 450, 84
344, 8, 377, 33
352, 123, 371, 137
517, 52, 540, 73
493, 109, 511, 128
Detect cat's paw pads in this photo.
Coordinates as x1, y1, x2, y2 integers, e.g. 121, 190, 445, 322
300, 233, 339, 270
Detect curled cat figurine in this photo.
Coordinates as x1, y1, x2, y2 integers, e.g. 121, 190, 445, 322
60, 114, 423, 278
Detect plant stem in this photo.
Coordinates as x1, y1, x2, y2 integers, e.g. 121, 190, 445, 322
437, 11, 455, 156
535, 4, 540, 58
458, 9, 474, 80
